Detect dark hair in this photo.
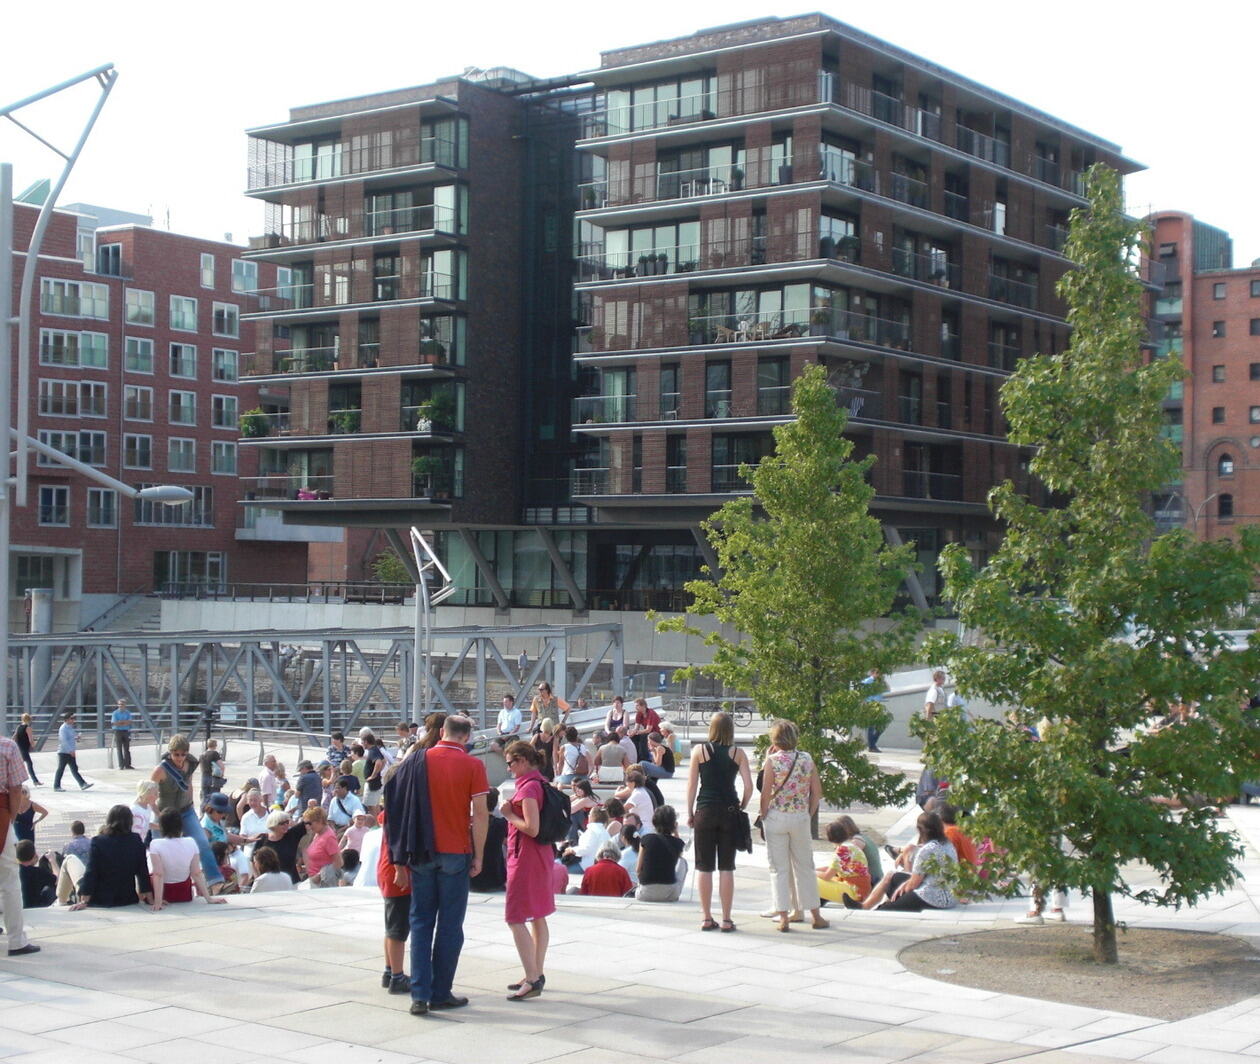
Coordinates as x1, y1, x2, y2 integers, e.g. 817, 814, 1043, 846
484, 791, 497, 812
158, 808, 184, 839
442, 715, 473, 741
104, 804, 134, 836
71, 820, 85, 836
341, 848, 361, 871
652, 804, 678, 835
926, 797, 959, 824
420, 712, 447, 750
647, 731, 663, 745
619, 824, 640, 851
917, 811, 947, 845
572, 778, 594, 800
330, 731, 344, 742
604, 797, 625, 818
211, 841, 229, 863
538, 681, 553, 696
351, 744, 365, 756
15, 839, 35, 862
504, 739, 541, 767
252, 846, 280, 874
825, 819, 855, 845
64, 710, 77, 720
564, 725, 579, 744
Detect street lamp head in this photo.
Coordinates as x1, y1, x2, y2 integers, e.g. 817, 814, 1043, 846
136, 485, 194, 506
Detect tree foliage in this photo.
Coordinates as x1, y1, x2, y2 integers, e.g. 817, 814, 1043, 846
371, 549, 411, 585
918, 165, 1260, 963
658, 363, 921, 807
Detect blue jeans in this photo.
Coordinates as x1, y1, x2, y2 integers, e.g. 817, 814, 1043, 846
409, 852, 471, 1004
179, 804, 223, 885
638, 759, 673, 780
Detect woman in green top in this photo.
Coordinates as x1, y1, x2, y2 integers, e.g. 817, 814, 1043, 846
150, 735, 222, 886
685, 712, 753, 932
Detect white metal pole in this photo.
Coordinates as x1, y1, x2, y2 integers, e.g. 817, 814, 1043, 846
0, 164, 12, 733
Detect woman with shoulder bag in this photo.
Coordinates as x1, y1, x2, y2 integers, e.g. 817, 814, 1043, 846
759, 719, 828, 933
685, 712, 753, 932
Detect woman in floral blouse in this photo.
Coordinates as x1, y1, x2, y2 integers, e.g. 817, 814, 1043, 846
758, 719, 828, 933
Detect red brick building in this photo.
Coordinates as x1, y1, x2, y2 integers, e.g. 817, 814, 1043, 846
1146, 212, 1260, 540
7, 200, 310, 629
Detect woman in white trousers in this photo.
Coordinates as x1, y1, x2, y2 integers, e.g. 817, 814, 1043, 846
759, 719, 828, 933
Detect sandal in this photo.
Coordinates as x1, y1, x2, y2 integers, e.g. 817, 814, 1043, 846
700, 918, 719, 931
507, 978, 543, 1001
720, 919, 737, 932
507, 974, 545, 991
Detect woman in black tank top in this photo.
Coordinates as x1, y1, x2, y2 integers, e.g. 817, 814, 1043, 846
686, 711, 753, 932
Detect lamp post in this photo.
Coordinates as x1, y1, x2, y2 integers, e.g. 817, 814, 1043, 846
2, 66, 125, 733
1190, 492, 1219, 535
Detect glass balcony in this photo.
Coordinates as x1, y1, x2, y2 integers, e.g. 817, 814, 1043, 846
704, 389, 733, 419
711, 464, 754, 493
400, 404, 457, 432
1034, 157, 1061, 185
1154, 296, 1183, 316
988, 343, 1021, 371
659, 391, 681, 419
889, 172, 929, 210
241, 473, 335, 500
943, 191, 969, 221
1153, 338, 1184, 360
665, 466, 687, 493
819, 74, 944, 144
833, 386, 882, 420
757, 386, 792, 416
940, 332, 961, 360
987, 274, 1039, 310
579, 89, 717, 139
580, 160, 792, 210
819, 150, 878, 193
277, 346, 339, 373
239, 411, 290, 437
955, 127, 1011, 168
247, 132, 460, 191
364, 202, 457, 237
1044, 224, 1069, 253
891, 247, 960, 288
573, 394, 637, 424
898, 395, 923, 425
901, 470, 963, 501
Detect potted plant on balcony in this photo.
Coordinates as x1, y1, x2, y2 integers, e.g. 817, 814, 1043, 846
427, 390, 456, 431
419, 338, 446, 364
836, 234, 860, 262
331, 409, 361, 434
240, 408, 270, 438
810, 307, 833, 337
687, 318, 707, 345
412, 455, 443, 496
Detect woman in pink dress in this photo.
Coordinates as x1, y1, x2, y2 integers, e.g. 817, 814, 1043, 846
500, 740, 555, 1000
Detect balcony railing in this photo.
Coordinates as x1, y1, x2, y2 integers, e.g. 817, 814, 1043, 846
400, 404, 456, 432
704, 389, 733, 419
573, 394, 637, 424
757, 386, 792, 416
898, 395, 923, 425
240, 411, 291, 437
941, 332, 961, 360
901, 470, 963, 501
987, 273, 1039, 310
243, 273, 455, 316
241, 474, 335, 500
1154, 296, 1183, 316
579, 90, 717, 139
891, 247, 961, 288
819, 74, 944, 144
327, 408, 362, 435
1044, 224, 1069, 253
278, 346, 339, 373
889, 172, 929, 210
988, 342, 1021, 371
1034, 157, 1061, 185
580, 159, 792, 210
572, 468, 610, 495
247, 132, 460, 191
834, 386, 882, 420
659, 391, 681, 419
955, 127, 1011, 168
665, 466, 687, 493
711, 464, 753, 493
943, 190, 969, 221
366, 202, 456, 237
819, 150, 878, 192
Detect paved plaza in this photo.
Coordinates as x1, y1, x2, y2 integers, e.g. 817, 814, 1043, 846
2, 746, 1258, 1063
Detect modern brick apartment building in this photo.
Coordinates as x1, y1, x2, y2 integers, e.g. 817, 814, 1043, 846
7, 199, 309, 629
1147, 211, 1260, 539
243, 14, 1138, 613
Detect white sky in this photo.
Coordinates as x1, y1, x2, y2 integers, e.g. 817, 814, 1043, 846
2, 1, 1255, 262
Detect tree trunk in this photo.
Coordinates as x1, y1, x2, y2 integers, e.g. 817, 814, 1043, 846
1091, 890, 1118, 964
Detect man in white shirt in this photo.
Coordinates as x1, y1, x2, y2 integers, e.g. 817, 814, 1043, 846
492, 696, 522, 752
258, 754, 279, 806
924, 670, 947, 720
239, 789, 270, 839
328, 777, 365, 831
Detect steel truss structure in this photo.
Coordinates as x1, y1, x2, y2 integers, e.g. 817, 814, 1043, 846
11, 621, 623, 745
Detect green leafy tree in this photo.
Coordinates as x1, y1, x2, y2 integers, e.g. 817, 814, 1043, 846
658, 363, 921, 808
918, 165, 1260, 963
372, 549, 411, 585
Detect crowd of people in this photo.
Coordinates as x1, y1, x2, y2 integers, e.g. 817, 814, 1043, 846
0, 680, 976, 1012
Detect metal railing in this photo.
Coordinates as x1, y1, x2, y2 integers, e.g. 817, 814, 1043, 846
571, 468, 609, 495
988, 342, 1021, 371
891, 247, 960, 288
901, 470, 964, 501
158, 580, 411, 603
241, 473, 335, 500
327, 408, 362, 435
889, 172, 929, 210
955, 126, 1011, 167
365, 202, 456, 236
987, 273, 1039, 309
573, 394, 637, 424
579, 89, 716, 139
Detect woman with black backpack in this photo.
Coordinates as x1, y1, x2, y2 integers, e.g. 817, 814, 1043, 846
500, 741, 557, 1000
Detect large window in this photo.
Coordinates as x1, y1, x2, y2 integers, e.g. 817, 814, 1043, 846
601, 220, 701, 276
125, 288, 154, 325
39, 329, 107, 368
41, 279, 108, 319
170, 343, 197, 378
704, 361, 732, 418
37, 429, 106, 466
124, 385, 153, 421
169, 295, 198, 331
212, 302, 239, 338
40, 380, 106, 417
211, 441, 237, 475
604, 74, 715, 135
126, 337, 154, 373
38, 486, 68, 526
153, 549, 225, 589
212, 349, 239, 381
711, 433, 773, 492
123, 434, 152, 469
212, 395, 238, 429
231, 260, 258, 293
169, 390, 196, 426
200, 253, 216, 288
136, 485, 212, 527
168, 438, 196, 473
757, 357, 790, 415
87, 488, 117, 528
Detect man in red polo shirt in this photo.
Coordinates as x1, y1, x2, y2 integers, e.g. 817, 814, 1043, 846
391, 715, 488, 1015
